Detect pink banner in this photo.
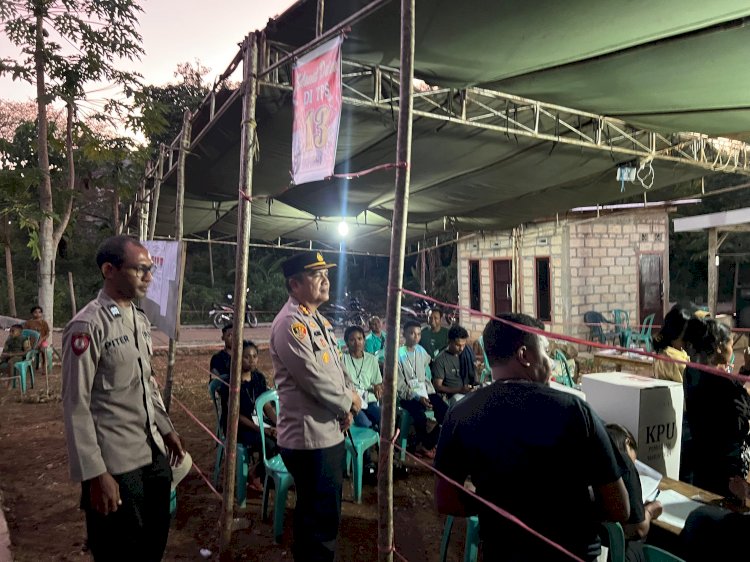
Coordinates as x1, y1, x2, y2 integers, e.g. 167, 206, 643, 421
291, 36, 343, 185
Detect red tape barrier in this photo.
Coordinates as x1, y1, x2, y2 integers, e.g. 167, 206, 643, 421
401, 288, 750, 385
190, 458, 222, 500
170, 395, 225, 448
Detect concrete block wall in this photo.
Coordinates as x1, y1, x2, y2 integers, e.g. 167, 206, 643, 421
457, 210, 669, 342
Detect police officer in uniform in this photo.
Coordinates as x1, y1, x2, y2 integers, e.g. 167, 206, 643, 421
270, 252, 362, 562
62, 235, 185, 562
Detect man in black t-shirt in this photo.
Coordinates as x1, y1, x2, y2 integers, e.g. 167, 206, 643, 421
210, 323, 233, 382
432, 324, 477, 405
434, 313, 630, 562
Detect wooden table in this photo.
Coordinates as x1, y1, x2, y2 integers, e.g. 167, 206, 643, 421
592, 351, 654, 376
652, 476, 749, 535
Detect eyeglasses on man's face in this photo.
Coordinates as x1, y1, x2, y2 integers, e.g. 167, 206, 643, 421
122, 264, 157, 279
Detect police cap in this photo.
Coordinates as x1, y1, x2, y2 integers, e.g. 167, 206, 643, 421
282, 252, 337, 278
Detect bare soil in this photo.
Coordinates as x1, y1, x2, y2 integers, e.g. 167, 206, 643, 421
0, 351, 463, 562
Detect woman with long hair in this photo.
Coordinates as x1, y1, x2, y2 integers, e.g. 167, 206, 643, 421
652, 305, 692, 383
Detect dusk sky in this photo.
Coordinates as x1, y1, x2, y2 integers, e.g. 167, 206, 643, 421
1, 0, 296, 103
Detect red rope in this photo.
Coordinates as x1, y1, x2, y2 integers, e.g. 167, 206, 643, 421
171, 395, 225, 448
190, 458, 223, 500
400, 288, 750, 385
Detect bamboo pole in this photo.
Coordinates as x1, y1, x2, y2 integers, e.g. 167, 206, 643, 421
219, 33, 258, 559
68, 271, 77, 315
708, 227, 718, 316
208, 229, 215, 288
163, 112, 191, 412
316, 0, 325, 35
378, 1, 415, 560
148, 148, 164, 241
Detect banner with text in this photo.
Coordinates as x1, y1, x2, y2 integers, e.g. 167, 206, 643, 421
291, 35, 343, 185
141, 240, 184, 340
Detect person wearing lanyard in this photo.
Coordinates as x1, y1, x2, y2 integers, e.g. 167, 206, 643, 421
364, 315, 387, 367
396, 320, 449, 459
343, 325, 383, 430
61, 235, 185, 562
270, 252, 362, 562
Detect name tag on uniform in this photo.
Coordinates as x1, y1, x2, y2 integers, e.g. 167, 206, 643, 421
109, 305, 121, 317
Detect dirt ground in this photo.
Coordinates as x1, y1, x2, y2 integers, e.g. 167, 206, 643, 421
0, 350, 464, 562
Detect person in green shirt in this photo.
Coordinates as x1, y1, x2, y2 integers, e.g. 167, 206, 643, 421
364, 316, 386, 366
421, 308, 450, 358
343, 325, 383, 430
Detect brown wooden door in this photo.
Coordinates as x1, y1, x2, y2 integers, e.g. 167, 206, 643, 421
493, 259, 512, 315
639, 254, 663, 323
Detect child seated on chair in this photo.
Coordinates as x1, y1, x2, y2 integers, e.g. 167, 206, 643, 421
343, 325, 383, 431
397, 320, 448, 459
1, 324, 28, 382
606, 424, 663, 562
219, 340, 278, 492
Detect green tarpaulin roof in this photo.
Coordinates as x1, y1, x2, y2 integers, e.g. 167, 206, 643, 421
143, 0, 750, 252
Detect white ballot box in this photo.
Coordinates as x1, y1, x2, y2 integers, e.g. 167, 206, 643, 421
582, 372, 684, 478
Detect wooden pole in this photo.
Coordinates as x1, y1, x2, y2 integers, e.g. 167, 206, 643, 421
378, 1, 414, 560
316, 0, 325, 36
148, 148, 164, 241
208, 229, 215, 288
163, 112, 191, 412
708, 227, 718, 316
219, 33, 258, 559
68, 271, 77, 315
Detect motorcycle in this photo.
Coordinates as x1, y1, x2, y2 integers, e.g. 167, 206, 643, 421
208, 292, 259, 329
321, 294, 368, 329
401, 295, 457, 325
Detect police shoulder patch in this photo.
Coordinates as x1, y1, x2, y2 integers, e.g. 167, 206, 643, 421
71, 333, 91, 356
298, 304, 310, 316
291, 322, 308, 341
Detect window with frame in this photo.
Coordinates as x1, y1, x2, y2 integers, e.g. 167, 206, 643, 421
469, 260, 481, 312
535, 257, 552, 322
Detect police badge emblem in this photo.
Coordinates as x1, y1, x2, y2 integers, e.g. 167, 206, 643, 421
109, 305, 121, 317
71, 333, 91, 356
291, 322, 308, 341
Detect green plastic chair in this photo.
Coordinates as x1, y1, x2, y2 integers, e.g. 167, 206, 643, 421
439, 515, 480, 562
477, 336, 492, 384
169, 489, 177, 517
344, 425, 379, 503
11, 350, 37, 393
397, 406, 436, 462
643, 545, 686, 562
612, 309, 630, 346
625, 313, 656, 352
553, 349, 574, 388
255, 389, 295, 544
601, 522, 626, 562
207, 379, 250, 506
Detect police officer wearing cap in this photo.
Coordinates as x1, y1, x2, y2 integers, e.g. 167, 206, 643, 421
62, 235, 185, 562
270, 252, 362, 562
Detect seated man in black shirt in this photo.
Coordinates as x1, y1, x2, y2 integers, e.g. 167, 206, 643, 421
432, 324, 477, 405
210, 323, 233, 382
434, 313, 630, 562
219, 340, 278, 491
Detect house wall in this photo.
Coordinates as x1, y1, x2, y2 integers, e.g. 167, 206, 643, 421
456, 210, 669, 343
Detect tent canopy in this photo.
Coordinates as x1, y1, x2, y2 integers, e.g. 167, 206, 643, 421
142, 0, 750, 252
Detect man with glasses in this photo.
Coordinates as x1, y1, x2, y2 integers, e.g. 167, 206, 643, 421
62, 235, 185, 562
270, 252, 362, 562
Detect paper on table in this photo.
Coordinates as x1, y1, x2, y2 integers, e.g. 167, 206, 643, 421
635, 459, 662, 503
655, 489, 704, 530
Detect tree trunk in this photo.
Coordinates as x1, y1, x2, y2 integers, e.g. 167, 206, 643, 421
35, 10, 55, 330
2, 216, 17, 317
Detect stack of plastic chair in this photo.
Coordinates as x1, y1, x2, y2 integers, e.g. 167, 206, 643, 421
12, 350, 37, 393
344, 425, 379, 503
553, 349, 575, 388
625, 313, 656, 352
439, 515, 480, 562
612, 309, 631, 347
255, 389, 295, 544
207, 378, 249, 506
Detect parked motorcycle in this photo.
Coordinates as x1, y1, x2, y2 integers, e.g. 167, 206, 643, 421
321, 294, 368, 329
209, 292, 259, 329
401, 295, 457, 325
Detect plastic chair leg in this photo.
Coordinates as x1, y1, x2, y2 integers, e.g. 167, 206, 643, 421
212, 444, 224, 487
465, 516, 480, 562
28, 363, 34, 389
398, 410, 412, 462
12, 365, 27, 394
261, 473, 271, 521
169, 489, 177, 517
235, 445, 249, 508
352, 447, 364, 504
273, 476, 293, 544
439, 515, 455, 562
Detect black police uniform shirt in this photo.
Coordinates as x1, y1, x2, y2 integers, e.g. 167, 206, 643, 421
435, 380, 623, 562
